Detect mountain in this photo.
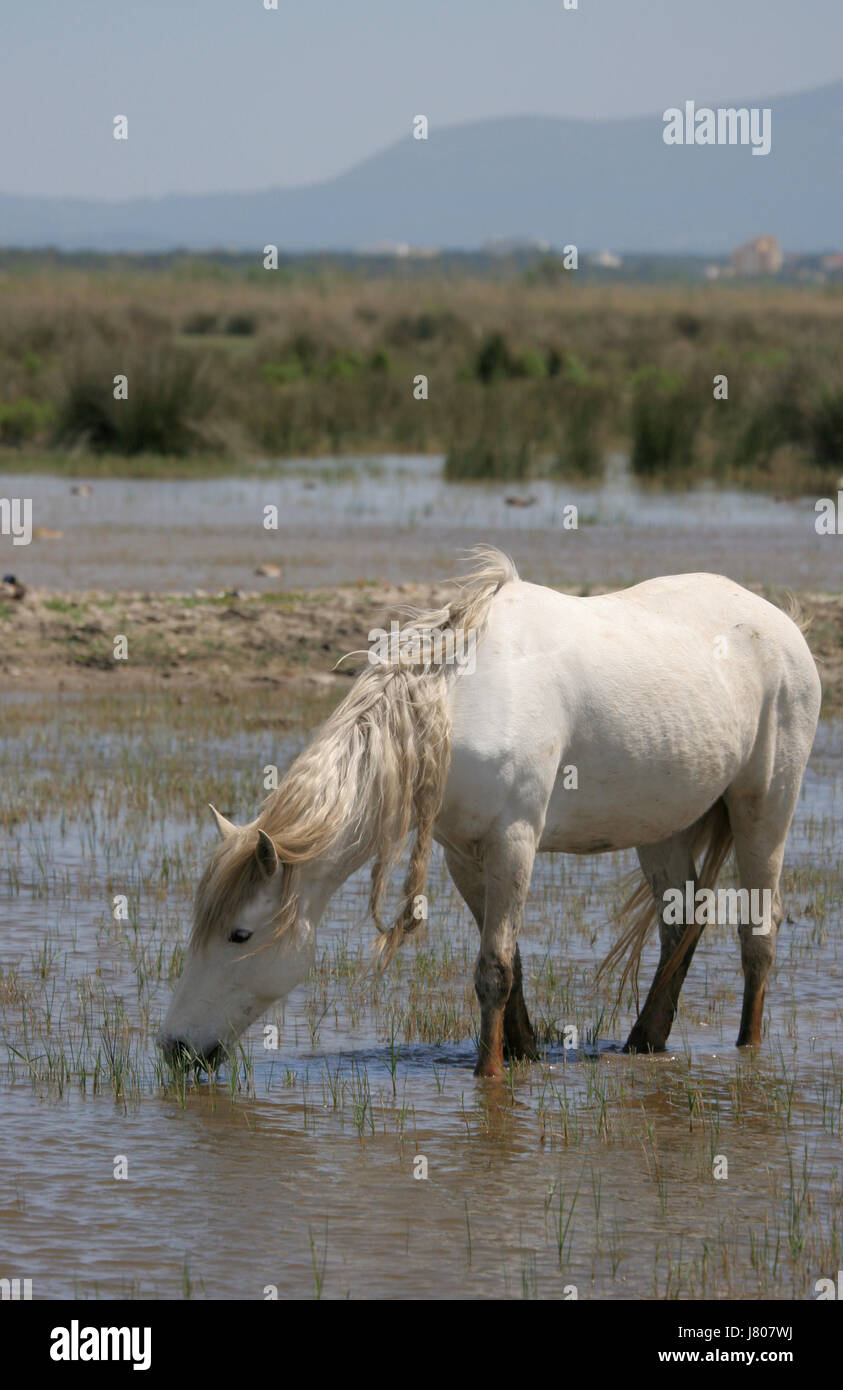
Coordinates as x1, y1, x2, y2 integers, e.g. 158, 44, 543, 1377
1, 82, 841, 254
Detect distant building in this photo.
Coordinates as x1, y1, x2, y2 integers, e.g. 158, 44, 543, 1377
355, 241, 439, 258
590, 249, 623, 269
820, 253, 843, 272
484, 237, 551, 256
730, 235, 783, 275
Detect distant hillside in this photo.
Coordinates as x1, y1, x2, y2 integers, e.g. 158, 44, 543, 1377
1, 82, 841, 253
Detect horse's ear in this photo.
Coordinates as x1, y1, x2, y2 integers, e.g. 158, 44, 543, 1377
209, 804, 237, 841
255, 829, 279, 879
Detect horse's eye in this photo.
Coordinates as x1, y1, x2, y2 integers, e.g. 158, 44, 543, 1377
229, 928, 253, 944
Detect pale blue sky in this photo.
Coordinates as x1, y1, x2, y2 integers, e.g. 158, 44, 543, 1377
1, 0, 840, 198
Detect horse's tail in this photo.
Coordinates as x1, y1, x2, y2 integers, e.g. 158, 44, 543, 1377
596, 798, 733, 1007
778, 589, 812, 636
370, 547, 518, 968
447, 545, 519, 633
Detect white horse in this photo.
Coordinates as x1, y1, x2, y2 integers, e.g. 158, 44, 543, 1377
160, 548, 821, 1077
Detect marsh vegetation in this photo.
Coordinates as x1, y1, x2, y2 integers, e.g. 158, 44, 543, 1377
0, 258, 841, 491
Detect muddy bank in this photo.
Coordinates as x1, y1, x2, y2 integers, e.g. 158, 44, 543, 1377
0, 581, 451, 699
2, 580, 843, 713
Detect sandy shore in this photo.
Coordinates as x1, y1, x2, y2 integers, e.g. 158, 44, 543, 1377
2, 581, 843, 714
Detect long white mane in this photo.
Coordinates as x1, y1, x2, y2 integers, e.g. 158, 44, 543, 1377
191, 546, 518, 963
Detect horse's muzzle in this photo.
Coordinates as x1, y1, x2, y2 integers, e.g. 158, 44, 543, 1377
158, 1034, 226, 1071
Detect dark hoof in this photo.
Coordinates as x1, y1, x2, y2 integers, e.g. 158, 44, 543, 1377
474, 1058, 507, 1080
623, 1033, 667, 1055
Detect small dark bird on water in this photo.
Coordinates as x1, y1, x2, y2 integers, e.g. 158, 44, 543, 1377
1, 574, 26, 600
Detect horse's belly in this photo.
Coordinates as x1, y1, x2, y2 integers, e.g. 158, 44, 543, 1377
540, 744, 738, 853
540, 792, 715, 854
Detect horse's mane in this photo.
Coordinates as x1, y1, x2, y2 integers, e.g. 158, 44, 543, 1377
191, 546, 519, 962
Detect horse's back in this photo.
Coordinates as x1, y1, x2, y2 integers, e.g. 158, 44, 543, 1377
484, 572, 818, 711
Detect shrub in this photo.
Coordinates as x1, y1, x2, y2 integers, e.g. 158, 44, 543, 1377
630, 368, 700, 476
0, 398, 51, 446
673, 312, 704, 339
224, 314, 257, 336
262, 359, 304, 385
386, 310, 463, 347
368, 347, 392, 373
54, 345, 214, 455
808, 388, 843, 468
183, 312, 219, 335
552, 384, 605, 477
444, 437, 531, 480
325, 351, 362, 379
516, 349, 547, 379
474, 332, 516, 384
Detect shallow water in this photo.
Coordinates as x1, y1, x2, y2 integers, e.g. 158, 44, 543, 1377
4, 456, 840, 593
0, 694, 841, 1299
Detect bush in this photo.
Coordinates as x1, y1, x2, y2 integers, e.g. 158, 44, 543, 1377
368, 347, 392, 373
54, 345, 214, 455
324, 351, 362, 380
808, 388, 843, 468
224, 314, 257, 336
183, 312, 218, 335
290, 333, 318, 374
552, 384, 605, 477
0, 398, 51, 446
729, 410, 783, 472
630, 368, 700, 476
516, 349, 547, 379
673, 312, 704, 339
262, 359, 304, 385
386, 311, 463, 348
474, 332, 516, 384
444, 437, 531, 480
727, 365, 840, 474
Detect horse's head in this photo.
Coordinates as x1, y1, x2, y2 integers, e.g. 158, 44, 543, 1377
158, 806, 318, 1067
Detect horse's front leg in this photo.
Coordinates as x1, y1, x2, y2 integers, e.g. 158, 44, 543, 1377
444, 845, 538, 1064
474, 824, 537, 1079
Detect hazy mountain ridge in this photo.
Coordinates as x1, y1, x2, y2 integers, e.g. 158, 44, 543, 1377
1, 82, 841, 253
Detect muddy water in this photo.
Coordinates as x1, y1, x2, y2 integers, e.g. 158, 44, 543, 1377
1, 696, 841, 1300
4, 456, 841, 593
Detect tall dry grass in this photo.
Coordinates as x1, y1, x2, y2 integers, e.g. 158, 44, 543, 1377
0, 260, 840, 488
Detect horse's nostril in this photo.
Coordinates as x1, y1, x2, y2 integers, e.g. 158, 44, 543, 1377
160, 1035, 225, 1070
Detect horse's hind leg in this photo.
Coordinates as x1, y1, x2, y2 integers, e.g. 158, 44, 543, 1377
445, 834, 539, 1073
724, 790, 791, 1047
503, 941, 537, 1062
624, 831, 700, 1053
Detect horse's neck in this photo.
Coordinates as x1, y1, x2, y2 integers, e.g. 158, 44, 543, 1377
297, 835, 370, 926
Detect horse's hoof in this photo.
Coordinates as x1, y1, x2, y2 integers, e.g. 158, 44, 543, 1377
473, 1060, 507, 1080
623, 1035, 666, 1055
